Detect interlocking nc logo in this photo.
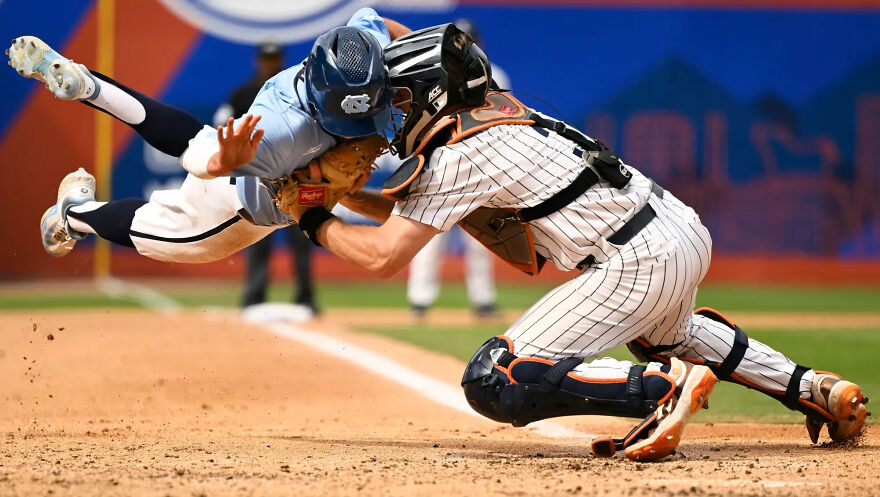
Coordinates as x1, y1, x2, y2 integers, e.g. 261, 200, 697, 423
341, 94, 371, 115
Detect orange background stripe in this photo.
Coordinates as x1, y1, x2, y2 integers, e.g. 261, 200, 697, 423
0, 1, 199, 278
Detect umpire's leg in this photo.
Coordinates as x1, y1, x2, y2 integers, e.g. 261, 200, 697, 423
241, 233, 273, 307
286, 227, 315, 309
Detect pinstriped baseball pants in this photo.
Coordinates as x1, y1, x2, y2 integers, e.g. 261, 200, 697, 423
505, 190, 814, 397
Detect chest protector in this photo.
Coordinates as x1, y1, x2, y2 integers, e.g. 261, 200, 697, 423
381, 92, 620, 276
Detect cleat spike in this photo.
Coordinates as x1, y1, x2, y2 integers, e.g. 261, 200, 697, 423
848, 414, 857, 421
863, 397, 869, 405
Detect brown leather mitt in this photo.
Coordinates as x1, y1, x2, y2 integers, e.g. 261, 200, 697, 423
264, 134, 386, 215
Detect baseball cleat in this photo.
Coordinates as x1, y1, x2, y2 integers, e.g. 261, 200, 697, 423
40, 168, 96, 257
624, 359, 716, 461
807, 372, 868, 443
8, 36, 99, 100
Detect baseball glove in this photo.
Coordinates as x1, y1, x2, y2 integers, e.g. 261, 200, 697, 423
264, 134, 386, 216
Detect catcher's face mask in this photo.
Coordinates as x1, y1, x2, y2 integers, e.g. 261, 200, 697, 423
383, 23, 492, 158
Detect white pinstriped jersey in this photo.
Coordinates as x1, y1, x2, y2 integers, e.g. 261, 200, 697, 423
390, 123, 681, 271
390, 118, 815, 403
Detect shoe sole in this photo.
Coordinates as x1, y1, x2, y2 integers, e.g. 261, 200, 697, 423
8, 36, 49, 82
8, 36, 92, 99
624, 366, 717, 461
40, 204, 73, 257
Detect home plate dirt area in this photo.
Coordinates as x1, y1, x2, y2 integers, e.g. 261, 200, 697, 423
1, 309, 877, 497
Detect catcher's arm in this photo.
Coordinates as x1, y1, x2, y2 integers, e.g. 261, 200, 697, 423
383, 18, 411, 40
339, 188, 396, 223
317, 215, 439, 278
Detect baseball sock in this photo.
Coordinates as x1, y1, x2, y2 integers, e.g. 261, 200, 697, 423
83, 71, 204, 157
67, 199, 147, 248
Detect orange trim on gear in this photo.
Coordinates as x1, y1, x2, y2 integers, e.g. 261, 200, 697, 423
729, 372, 835, 422
381, 154, 425, 200
644, 371, 677, 406
495, 335, 514, 351
565, 373, 628, 384
813, 370, 843, 380
449, 119, 536, 144
412, 116, 456, 156
694, 306, 737, 327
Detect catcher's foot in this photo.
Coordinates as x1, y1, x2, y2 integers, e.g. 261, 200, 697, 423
624, 358, 716, 461
806, 372, 868, 444
8, 36, 99, 100
41, 168, 96, 257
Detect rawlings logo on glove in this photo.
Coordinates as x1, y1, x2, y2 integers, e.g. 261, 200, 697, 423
263, 134, 386, 217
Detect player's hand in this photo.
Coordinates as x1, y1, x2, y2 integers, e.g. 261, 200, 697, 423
211, 114, 264, 176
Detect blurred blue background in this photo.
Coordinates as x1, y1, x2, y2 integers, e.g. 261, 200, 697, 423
1, 0, 879, 276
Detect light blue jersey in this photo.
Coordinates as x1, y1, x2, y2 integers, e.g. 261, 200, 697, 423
231, 8, 390, 226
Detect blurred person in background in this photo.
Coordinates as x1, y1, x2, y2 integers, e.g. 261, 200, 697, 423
214, 42, 317, 315
405, 18, 510, 320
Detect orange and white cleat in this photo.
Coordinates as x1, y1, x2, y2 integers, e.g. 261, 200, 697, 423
806, 372, 869, 444
623, 358, 717, 461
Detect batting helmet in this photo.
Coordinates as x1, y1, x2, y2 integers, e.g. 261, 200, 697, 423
384, 23, 492, 158
305, 26, 392, 138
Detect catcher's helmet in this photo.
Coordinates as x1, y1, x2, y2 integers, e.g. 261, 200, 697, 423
305, 27, 392, 138
384, 23, 492, 158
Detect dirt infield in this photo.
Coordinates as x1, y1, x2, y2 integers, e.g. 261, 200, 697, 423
1, 309, 877, 497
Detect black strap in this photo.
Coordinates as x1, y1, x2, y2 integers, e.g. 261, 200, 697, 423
607, 204, 656, 245
784, 364, 811, 411
637, 341, 683, 357
714, 325, 749, 380
496, 350, 517, 368
626, 365, 647, 408
520, 167, 600, 222
538, 357, 583, 392
529, 113, 606, 152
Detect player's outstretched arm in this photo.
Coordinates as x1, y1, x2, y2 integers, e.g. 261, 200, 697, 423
317, 215, 438, 278
339, 188, 396, 223
205, 115, 264, 177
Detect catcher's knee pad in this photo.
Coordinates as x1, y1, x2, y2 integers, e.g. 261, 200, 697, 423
461, 336, 676, 427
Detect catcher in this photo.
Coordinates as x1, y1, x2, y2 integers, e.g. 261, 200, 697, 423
280, 24, 867, 460
10, 8, 404, 262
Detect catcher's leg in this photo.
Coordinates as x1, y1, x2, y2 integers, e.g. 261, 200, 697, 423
407, 231, 448, 314
462, 336, 715, 461
60, 172, 275, 263
628, 307, 869, 444
9, 36, 202, 157
463, 228, 497, 312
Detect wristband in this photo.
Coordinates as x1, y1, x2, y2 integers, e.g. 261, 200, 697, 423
298, 206, 336, 247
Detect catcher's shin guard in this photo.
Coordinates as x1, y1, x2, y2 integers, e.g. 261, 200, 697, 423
461, 336, 677, 427
627, 307, 870, 444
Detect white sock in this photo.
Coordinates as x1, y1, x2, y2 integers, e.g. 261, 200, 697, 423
66, 201, 106, 235
87, 77, 146, 125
